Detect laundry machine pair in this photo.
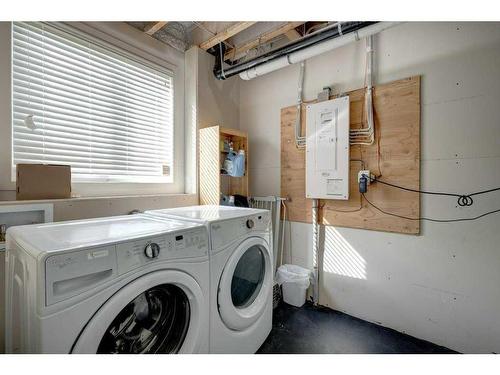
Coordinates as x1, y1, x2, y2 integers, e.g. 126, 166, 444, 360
145, 205, 273, 354
5, 214, 211, 353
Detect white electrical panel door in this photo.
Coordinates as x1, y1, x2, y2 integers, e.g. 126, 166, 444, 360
305, 96, 350, 199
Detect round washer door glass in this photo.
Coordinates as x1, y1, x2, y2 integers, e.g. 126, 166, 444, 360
231, 245, 265, 308
97, 284, 190, 354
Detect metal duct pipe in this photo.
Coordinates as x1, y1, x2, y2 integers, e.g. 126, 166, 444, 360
213, 22, 400, 81
240, 22, 400, 80
214, 21, 374, 80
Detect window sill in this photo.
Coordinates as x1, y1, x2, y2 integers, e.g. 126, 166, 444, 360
0, 192, 197, 206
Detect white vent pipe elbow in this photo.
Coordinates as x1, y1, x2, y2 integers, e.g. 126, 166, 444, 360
239, 22, 400, 80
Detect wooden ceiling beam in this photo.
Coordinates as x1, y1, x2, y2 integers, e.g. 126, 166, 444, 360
144, 21, 169, 35
224, 22, 304, 61
285, 28, 302, 41
199, 22, 256, 50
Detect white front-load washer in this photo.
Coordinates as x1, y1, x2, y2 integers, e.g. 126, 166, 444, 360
5, 214, 209, 354
145, 205, 272, 353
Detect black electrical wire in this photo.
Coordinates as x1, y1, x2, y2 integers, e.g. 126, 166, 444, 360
369, 177, 500, 207
361, 193, 500, 223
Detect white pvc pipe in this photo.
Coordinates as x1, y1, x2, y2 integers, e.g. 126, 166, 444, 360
295, 62, 306, 148
350, 35, 375, 145
239, 22, 400, 80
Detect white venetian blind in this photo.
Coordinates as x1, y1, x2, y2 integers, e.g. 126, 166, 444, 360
12, 22, 174, 183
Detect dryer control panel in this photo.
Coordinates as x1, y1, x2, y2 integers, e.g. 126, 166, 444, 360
210, 212, 270, 251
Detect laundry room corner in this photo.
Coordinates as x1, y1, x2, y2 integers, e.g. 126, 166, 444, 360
1, 4, 500, 373
239, 22, 500, 354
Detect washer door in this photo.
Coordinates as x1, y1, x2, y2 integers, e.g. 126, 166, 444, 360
72, 270, 204, 354
218, 237, 272, 331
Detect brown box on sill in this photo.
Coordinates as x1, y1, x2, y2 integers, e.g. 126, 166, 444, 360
16, 164, 71, 200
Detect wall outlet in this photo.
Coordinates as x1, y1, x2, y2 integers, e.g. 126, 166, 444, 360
357, 170, 372, 184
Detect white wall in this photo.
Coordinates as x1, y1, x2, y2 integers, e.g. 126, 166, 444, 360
196, 47, 240, 130
184, 46, 240, 200
239, 22, 500, 353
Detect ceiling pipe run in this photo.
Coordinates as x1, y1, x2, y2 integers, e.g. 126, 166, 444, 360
213, 22, 400, 81
240, 22, 399, 80
213, 22, 371, 80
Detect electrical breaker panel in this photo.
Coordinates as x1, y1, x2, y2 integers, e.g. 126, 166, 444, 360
305, 96, 350, 200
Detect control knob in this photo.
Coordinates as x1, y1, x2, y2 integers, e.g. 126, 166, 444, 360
246, 219, 255, 229
144, 242, 160, 259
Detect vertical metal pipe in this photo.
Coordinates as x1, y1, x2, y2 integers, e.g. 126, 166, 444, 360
312, 198, 320, 305
273, 197, 281, 272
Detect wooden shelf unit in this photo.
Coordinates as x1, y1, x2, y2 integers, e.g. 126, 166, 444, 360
199, 126, 249, 205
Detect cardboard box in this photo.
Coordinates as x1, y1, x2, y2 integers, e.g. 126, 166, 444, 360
16, 164, 71, 200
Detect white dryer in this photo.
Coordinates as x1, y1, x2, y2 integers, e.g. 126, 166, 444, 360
5, 214, 209, 354
145, 205, 272, 353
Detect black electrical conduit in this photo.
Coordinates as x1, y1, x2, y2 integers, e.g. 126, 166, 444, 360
213, 21, 376, 80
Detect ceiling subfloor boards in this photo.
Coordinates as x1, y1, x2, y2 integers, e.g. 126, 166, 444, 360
224, 22, 304, 61
199, 22, 256, 50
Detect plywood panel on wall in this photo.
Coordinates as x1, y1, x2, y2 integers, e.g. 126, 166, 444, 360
281, 76, 421, 234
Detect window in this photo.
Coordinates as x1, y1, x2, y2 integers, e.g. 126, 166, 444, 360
12, 22, 174, 183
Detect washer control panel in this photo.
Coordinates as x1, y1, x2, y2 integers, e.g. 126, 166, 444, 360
44, 227, 208, 306
45, 245, 117, 306
116, 228, 208, 275
211, 212, 270, 250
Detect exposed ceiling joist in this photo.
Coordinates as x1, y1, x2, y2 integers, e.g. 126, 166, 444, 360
199, 22, 256, 50
144, 21, 169, 35
224, 22, 304, 61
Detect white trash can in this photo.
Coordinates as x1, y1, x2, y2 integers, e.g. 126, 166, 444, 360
276, 264, 312, 307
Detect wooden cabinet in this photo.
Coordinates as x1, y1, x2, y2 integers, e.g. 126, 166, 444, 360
199, 126, 249, 205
